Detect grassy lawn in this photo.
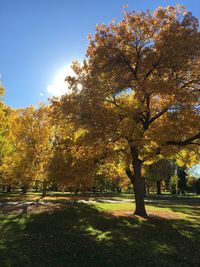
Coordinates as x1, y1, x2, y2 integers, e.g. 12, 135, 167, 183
0, 193, 200, 267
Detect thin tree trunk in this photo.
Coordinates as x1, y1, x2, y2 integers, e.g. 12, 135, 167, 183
156, 180, 161, 195
7, 185, 12, 192
35, 180, 38, 192
21, 185, 28, 194
177, 167, 187, 195
42, 180, 47, 197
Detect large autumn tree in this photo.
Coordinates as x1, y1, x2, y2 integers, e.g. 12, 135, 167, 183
58, 5, 200, 216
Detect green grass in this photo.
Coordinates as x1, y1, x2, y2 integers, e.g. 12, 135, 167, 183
0, 193, 200, 267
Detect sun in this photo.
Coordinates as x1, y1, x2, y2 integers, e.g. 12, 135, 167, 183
46, 65, 75, 97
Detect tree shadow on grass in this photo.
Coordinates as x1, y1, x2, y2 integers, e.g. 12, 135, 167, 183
0, 203, 200, 267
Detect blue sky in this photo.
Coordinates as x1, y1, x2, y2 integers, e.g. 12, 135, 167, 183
0, 0, 200, 108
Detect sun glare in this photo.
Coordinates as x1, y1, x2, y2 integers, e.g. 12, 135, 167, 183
46, 65, 75, 97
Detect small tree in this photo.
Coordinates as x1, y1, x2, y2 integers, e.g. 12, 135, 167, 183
145, 159, 175, 194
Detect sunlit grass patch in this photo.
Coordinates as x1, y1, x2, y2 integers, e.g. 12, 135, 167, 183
92, 201, 187, 220
93, 202, 134, 212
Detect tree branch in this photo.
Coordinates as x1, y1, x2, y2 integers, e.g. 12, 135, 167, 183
120, 51, 139, 80
149, 107, 169, 125
166, 132, 200, 146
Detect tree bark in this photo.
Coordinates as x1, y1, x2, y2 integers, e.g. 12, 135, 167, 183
156, 180, 161, 195
133, 163, 147, 216
131, 146, 147, 217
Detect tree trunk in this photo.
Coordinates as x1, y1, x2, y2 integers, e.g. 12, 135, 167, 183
21, 185, 28, 194
42, 180, 47, 197
133, 162, 147, 216
7, 185, 12, 192
35, 180, 38, 192
156, 180, 161, 195
130, 146, 147, 217
177, 167, 187, 195
146, 187, 150, 195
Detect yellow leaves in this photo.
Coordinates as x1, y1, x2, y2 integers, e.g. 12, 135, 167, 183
0, 85, 5, 98
153, 6, 166, 20
153, 5, 186, 22
96, 23, 108, 33
1, 105, 53, 185
74, 128, 88, 143
176, 149, 200, 168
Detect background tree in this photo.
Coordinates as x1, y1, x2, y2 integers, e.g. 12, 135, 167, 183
177, 166, 187, 194
0, 85, 15, 191
145, 159, 175, 194
49, 100, 102, 192
1, 105, 52, 194
175, 149, 200, 194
